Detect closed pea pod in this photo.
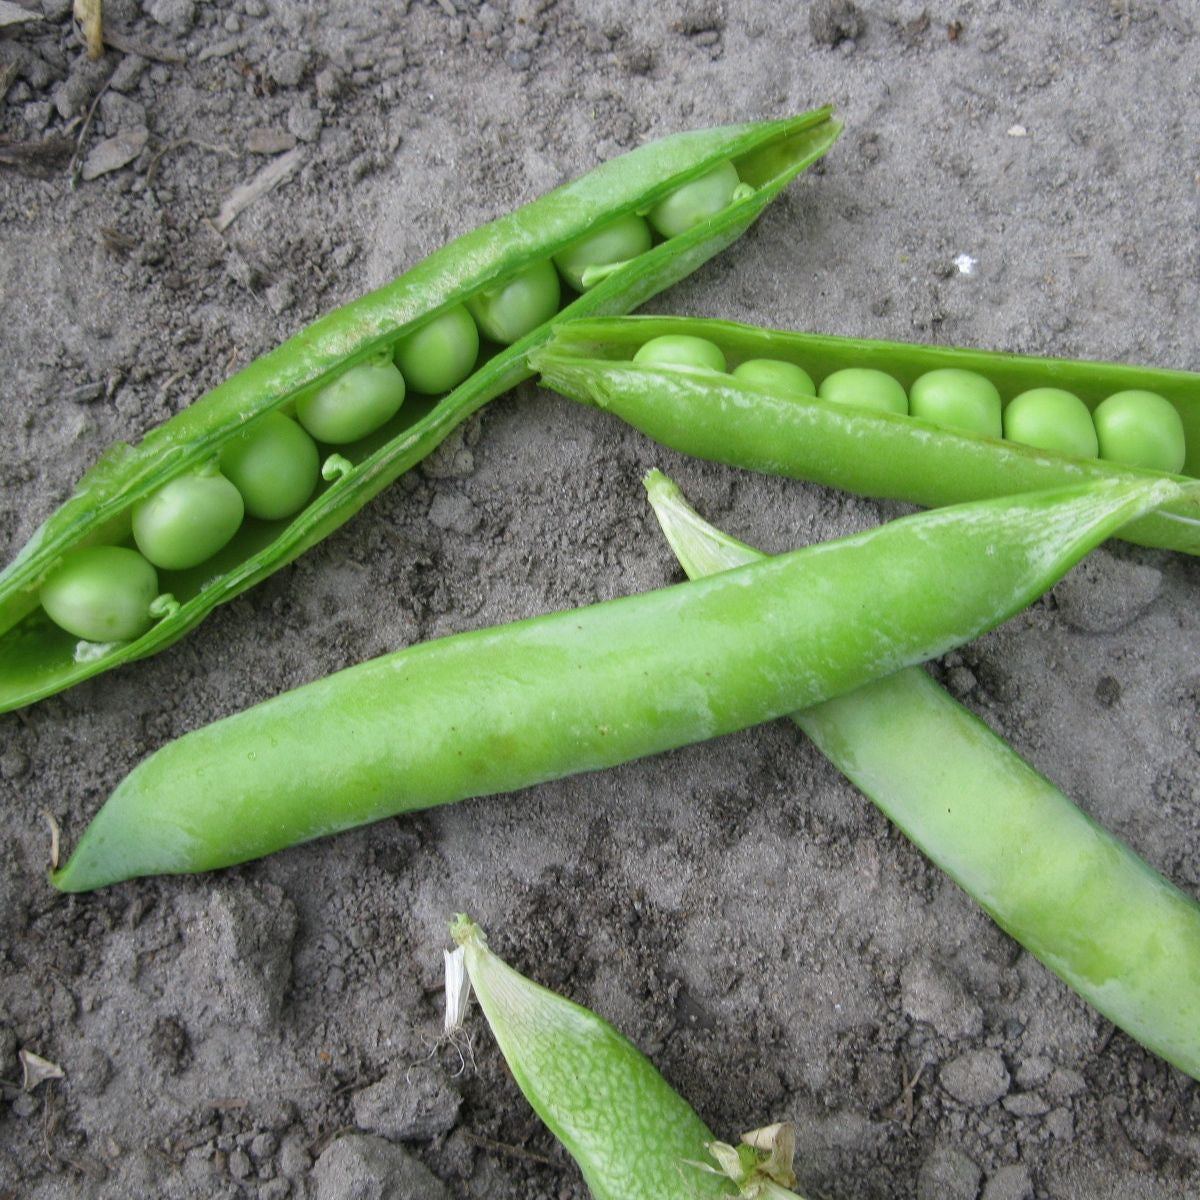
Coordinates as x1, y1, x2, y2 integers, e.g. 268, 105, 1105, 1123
447, 915, 804, 1199
645, 470, 1200, 1083
0, 109, 841, 712
530, 315, 1200, 554
50, 475, 1177, 891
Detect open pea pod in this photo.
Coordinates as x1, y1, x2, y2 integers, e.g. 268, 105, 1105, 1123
530, 315, 1200, 554
0, 109, 840, 713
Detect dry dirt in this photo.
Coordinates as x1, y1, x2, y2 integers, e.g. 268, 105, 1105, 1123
1, 1, 1199, 1198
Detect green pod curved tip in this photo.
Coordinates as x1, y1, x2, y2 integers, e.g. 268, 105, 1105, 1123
531, 315, 1200, 555
645, 473, 1200, 1083
449, 916, 739, 1199
51, 476, 1175, 893
0, 109, 841, 713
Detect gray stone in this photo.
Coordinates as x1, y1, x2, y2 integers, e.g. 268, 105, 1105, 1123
809, 0, 862, 46
171, 880, 298, 1029
268, 49, 310, 88
900, 958, 983, 1039
146, 0, 196, 35
352, 1066, 461, 1141
917, 1144, 981, 1200
427, 489, 479, 534
312, 1133, 450, 1200
940, 1048, 1010, 1107
983, 1164, 1034, 1200
285, 100, 322, 143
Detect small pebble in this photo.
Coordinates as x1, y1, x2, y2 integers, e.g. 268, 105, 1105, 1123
917, 1144, 981, 1200
940, 1048, 1011, 1107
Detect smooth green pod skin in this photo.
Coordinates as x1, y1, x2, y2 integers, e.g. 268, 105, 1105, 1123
646, 471, 1200, 1083
732, 358, 816, 396
467, 260, 562, 345
219, 412, 321, 521
451, 917, 736, 1200
0, 109, 841, 712
909, 368, 1002, 437
51, 477, 1177, 892
530, 315, 1200, 554
648, 160, 741, 238
40, 547, 159, 643
1094, 389, 1186, 473
1004, 387, 1099, 458
131, 472, 245, 571
817, 367, 906, 414
553, 213, 654, 292
392, 304, 480, 395
295, 360, 407, 444
633, 335, 727, 373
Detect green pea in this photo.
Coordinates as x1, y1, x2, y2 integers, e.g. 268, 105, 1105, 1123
632, 334, 726, 373
553, 213, 654, 292
40, 546, 159, 643
1003, 387, 1099, 459
1093, 389, 1186, 473
732, 358, 816, 396
909, 368, 1002, 437
647, 159, 741, 238
219, 412, 320, 521
818, 367, 908, 414
132, 470, 245, 571
296, 359, 407, 445
467, 260, 561, 345
393, 304, 480, 395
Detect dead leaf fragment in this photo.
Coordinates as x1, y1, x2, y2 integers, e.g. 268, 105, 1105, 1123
73, 0, 104, 59
20, 1050, 65, 1091
80, 126, 148, 181
213, 145, 303, 232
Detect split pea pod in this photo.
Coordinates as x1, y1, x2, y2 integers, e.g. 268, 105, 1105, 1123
0, 110, 840, 713
646, 471, 1200, 1082
51, 476, 1179, 892
447, 915, 803, 1199
530, 316, 1200, 555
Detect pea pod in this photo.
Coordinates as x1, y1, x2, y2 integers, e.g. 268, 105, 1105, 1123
646, 470, 1200, 1083
50, 476, 1178, 892
448, 914, 803, 1199
0, 109, 840, 713
529, 316, 1200, 554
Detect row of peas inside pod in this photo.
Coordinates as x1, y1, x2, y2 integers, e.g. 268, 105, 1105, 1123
38, 163, 755, 647
632, 334, 1189, 472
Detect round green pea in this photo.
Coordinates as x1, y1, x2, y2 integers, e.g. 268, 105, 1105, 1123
732, 358, 816, 396
909, 368, 1003, 438
647, 160, 741, 238
1003, 387, 1099, 459
41, 546, 159, 642
394, 304, 480, 395
818, 367, 908, 415
467, 260, 561, 346
220, 412, 320, 521
1093, 390, 1186, 474
632, 334, 727, 373
132, 471, 245, 571
296, 360, 407, 445
553, 213, 653, 292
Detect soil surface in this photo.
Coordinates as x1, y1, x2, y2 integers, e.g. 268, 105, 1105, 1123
2, 1, 1199, 1198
